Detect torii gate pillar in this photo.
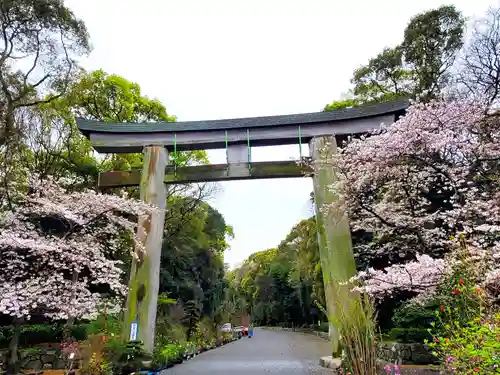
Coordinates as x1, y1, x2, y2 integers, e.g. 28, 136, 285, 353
122, 146, 168, 353
310, 135, 357, 357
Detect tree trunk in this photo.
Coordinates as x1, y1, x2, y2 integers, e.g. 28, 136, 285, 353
63, 271, 80, 341
6, 318, 23, 375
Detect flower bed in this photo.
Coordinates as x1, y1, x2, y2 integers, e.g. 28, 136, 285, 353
148, 336, 238, 373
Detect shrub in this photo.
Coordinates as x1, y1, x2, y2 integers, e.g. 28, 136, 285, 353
317, 322, 329, 333
426, 314, 500, 374
156, 343, 184, 364
80, 353, 113, 375
155, 322, 186, 349
426, 275, 500, 374
0, 323, 88, 348
103, 339, 151, 375
85, 314, 122, 337
392, 300, 441, 329
387, 328, 432, 343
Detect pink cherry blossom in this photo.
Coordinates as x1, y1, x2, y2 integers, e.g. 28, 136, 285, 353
325, 98, 500, 300
0, 176, 156, 320
351, 254, 449, 299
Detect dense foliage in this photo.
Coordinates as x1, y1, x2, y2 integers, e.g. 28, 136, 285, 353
228, 218, 327, 328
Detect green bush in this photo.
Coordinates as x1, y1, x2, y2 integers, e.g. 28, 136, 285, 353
392, 300, 441, 329
425, 263, 499, 374
316, 322, 329, 333
103, 339, 152, 375
85, 314, 122, 337
155, 322, 186, 348
387, 328, 432, 343
427, 314, 500, 374
182, 342, 196, 356
155, 343, 184, 364
0, 323, 88, 348
69, 324, 88, 341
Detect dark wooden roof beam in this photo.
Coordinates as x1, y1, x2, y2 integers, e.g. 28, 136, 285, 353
77, 99, 409, 154
89, 113, 397, 153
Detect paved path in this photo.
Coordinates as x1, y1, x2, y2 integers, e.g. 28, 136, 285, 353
162, 328, 332, 374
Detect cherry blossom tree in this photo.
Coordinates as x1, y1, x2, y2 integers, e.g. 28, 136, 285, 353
0, 176, 155, 321
328, 98, 500, 301
351, 254, 449, 300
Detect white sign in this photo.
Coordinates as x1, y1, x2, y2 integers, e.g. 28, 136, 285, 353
130, 321, 138, 341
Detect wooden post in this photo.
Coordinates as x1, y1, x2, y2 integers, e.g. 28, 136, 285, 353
310, 135, 357, 358
122, 146, 167, 353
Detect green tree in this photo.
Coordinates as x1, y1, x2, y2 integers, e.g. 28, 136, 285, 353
0, 0, 91, 209
351, 46, 413, 103
324, 5, 465, 110
39, 70, 207, 189
229, 218, 327, 328
0, 0, 90, 145
402, 5, 465, 99
158, 199, 233, 328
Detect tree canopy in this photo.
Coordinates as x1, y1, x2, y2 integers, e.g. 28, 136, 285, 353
325, 5, 465, 110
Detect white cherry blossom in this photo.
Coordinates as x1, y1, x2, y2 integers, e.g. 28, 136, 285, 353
0, 177, 156, 320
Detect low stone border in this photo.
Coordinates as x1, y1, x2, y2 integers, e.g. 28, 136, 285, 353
319, 356, 341, 370
261, 326, 329, 341
0, 337, 242, 374
317, 357, 440, 375
167, 336, 240, 369
0, 347, 65, 372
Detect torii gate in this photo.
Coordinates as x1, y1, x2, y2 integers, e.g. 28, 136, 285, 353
76, 98, 409, 355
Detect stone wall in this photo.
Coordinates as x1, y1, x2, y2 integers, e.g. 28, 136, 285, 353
320, 357, 440, 375
377, 342, 437, 365
0, 346, 67, 372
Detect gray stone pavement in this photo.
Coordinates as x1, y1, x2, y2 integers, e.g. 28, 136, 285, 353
162, 328, 333, 374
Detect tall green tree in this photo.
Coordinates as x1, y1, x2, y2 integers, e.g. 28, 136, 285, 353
229, 218, 327, 328
351, 46, 413, 104
38, 69, 207, 188
325, 5, 465, 110
0, 0, 91, 209
0, 0, 90, 145
402, 5, 465, 99
159, 199, 233, 330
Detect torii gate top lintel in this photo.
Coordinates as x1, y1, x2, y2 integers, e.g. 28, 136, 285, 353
76, 99, 409, 188
76, 99, 409, 154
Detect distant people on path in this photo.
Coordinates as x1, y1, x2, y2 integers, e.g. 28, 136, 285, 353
248, 324, 253, 338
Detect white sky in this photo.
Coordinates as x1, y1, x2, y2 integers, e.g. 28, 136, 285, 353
65, 0, 498, 268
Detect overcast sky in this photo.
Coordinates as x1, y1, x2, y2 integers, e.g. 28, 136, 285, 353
65, 0, 498, 268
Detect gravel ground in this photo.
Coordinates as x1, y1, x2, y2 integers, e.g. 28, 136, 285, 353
162, 328, 333, 375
